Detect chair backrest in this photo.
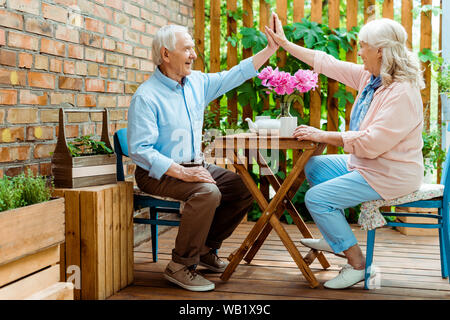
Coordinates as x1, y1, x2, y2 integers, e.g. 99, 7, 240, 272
114, 128, 128, 181
440, 147, 450, 206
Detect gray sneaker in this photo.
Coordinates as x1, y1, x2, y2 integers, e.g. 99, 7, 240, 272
199, 250, 228, 273
164, 260, 215, 292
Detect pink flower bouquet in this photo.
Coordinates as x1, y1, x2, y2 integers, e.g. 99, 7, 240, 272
258, 66, 319, 116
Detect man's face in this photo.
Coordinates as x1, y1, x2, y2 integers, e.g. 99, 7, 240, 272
164, 32, 197, 80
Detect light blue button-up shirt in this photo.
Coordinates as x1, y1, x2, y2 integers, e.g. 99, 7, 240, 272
127, 57, 258, 180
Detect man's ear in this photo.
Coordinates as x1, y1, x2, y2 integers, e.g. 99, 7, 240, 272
161, 47, 170, 63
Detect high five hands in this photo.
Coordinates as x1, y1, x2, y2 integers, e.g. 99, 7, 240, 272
265, 12, 288, 48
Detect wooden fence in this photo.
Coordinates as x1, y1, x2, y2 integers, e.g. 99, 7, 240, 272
193, 0, 442, 156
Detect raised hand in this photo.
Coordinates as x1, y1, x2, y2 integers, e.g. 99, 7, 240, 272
265, 12, 288, 47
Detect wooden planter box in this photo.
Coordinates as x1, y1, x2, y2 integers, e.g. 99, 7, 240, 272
0, 198, 74, 300
54, 181, 134, 300
396, 207, 439, 236
51, 107, 117, 189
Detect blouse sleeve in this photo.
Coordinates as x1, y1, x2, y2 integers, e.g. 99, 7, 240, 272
313, 50, 369, 90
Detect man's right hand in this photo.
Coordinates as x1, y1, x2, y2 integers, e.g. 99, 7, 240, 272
165, 163, 216, 184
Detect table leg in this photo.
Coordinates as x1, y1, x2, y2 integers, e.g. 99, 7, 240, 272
221, 148, 319, 287
268, 214, 320, 288
244, 150, 330, 270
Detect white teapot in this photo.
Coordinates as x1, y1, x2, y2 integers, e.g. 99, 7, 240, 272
245, 117, 280, 134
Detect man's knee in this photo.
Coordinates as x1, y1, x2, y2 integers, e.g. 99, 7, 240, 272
194, 183, 222, 207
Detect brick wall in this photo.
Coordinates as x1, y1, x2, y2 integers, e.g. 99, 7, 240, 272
0, 0, 194, 177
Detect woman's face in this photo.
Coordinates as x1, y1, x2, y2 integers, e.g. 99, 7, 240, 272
358, 41, 382, 76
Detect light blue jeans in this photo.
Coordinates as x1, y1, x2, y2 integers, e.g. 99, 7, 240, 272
304, 155, 382, 253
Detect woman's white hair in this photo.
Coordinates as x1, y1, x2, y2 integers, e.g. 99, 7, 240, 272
359, 18, 425, 89
152, 25, 189, 66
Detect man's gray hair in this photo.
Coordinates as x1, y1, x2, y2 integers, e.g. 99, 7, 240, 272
152, 25, 189, 66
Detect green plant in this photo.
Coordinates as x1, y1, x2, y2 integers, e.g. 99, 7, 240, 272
0, 170, 53, 212
67, 135, 113, 157
419, 49, 450, 97
422, 128, 447, 176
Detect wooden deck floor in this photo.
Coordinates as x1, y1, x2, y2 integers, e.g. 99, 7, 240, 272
109, 222, 450, 300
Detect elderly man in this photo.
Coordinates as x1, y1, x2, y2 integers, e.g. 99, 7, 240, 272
127, 24, 277, 292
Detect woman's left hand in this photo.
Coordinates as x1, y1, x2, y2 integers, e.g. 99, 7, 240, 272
292, 125, 324, 142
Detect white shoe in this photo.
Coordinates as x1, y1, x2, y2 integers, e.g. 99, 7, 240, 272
324, 264, 365, 289
300, 238, 345, 258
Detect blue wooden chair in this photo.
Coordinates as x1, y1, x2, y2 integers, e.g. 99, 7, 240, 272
113, 128, 182, 262
364, 152, 450, 289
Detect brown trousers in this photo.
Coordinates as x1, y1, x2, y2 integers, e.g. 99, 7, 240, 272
135, 163, 253, 267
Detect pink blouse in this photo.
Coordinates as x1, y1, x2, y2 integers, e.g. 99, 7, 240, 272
313, 50, 424, 200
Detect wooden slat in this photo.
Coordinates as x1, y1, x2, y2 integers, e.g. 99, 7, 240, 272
242, 0, 253, 122
54, 189, 81, 299
0, 198, 65, 266
210, 0, 221, 127
276, 0, 287, 68
193, 0, 205, 72
126, 181, 134, 286
309, 0, 322, 128
0, 265, 60, 300
346, 0, 358, 131
364, 0, 376, 23
112, 184, 121, 293
310, 0, 322, 23
96, 189, 106, 300
80, 190, 101, 300
402, 0, 413, 49
420, 0, 432, 132
326, 0, 340, 154
293, 0, 304, 22
382, 0, 394, 19
119, 182, 128, 289
227, 0, 238, 124
0, 245, 59, 288
25, 282, 74, 300
437, 0, 443, 182
104, 187, 114, 298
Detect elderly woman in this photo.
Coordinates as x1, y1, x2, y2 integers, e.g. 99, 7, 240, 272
266, 14, 424, 289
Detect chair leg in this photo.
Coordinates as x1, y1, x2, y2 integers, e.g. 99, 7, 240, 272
364, 229, 376, 290
438, 208, 449, 279
442, 203, 450, 283
150, 208, 158, 262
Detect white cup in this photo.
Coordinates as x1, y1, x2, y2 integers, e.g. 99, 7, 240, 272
279, 117, 297, 137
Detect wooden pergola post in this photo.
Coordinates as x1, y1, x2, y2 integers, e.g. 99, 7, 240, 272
442, 0, 450, 152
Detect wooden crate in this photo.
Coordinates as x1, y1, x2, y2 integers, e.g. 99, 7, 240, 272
396, 207, 439, 236
0, 198, 73, 300
51, 107, 117, 188
54, 181, 134, 300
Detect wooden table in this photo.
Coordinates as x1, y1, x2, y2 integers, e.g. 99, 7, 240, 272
213, 132, 330, 288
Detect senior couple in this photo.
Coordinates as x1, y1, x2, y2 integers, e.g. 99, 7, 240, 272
128, 13, 424, 291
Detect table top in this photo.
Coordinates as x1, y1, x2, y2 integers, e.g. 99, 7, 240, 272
213, 132, 318, 150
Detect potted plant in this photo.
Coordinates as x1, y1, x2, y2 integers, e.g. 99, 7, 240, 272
0, 170, 69, 299
51, 104, 117, 188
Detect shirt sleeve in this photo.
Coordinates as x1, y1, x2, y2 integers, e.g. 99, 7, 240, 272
341, 87, 422, 159
127, 94, 174, 180
203, 57, 258, 105
313, 50, 368, 90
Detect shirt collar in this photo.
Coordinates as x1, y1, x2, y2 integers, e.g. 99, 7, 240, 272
154, 66, 188, 90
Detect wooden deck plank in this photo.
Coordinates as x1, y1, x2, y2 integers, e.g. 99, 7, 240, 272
109, 222, 450, 300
